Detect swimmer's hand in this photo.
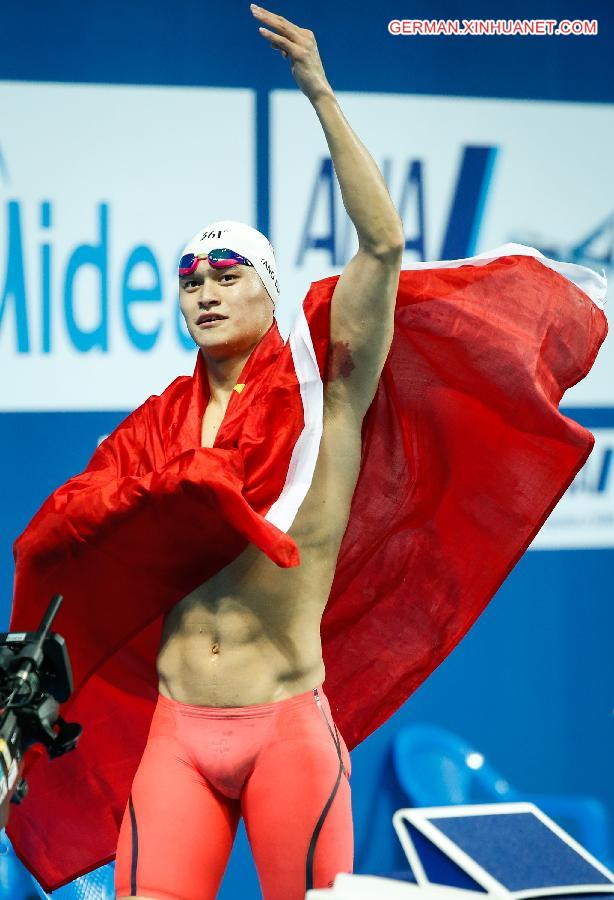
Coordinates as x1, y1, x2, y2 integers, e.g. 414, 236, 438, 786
250, 4, 332, 102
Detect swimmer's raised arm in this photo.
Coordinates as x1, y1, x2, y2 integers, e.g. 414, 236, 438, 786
251, 4, 405, 419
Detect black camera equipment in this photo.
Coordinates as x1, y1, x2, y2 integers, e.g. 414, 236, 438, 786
0, 594, 82, 828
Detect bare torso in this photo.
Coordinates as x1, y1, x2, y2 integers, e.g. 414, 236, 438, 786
156, 393, 363, 706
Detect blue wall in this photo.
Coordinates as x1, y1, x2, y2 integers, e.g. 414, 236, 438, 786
1, 1, 612, 894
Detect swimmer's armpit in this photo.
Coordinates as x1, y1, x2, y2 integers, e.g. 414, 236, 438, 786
326, 340, 357, 383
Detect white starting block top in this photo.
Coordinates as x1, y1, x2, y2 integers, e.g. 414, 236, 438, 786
307, 802, 614, 899
307, 876, 496, 898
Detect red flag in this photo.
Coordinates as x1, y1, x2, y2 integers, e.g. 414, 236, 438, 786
6, 247, 608, 890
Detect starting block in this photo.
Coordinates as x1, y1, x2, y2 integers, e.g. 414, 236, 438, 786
306, 802, 614, 899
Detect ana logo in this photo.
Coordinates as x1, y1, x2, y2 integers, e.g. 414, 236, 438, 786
296, 149, 498, 265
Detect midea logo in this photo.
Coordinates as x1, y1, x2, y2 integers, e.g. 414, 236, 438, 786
0, 200, 193, 354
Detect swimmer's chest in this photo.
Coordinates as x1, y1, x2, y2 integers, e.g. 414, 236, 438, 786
200, 395, 363, 550
169, 397, 364, 640
201, 401, 226, 449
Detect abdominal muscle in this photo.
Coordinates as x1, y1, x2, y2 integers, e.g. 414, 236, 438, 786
156, 539, 331, 707
156, 402, 362, 708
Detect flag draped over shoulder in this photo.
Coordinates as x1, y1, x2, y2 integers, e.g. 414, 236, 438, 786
6, 244, 608, 891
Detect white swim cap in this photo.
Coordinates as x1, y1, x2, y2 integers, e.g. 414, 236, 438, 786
179, 220, 280, 309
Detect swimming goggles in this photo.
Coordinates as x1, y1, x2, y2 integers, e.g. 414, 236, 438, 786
178, 248, 254, 276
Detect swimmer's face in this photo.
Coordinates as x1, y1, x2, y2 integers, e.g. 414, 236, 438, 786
179, 258, 274, 358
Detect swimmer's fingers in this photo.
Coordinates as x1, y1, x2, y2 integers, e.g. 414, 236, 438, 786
251, 3, 319, 63
257, 23, 292, 59
250, 4, 307, 45
251, 5, 297, 60
250, 4, 332, 100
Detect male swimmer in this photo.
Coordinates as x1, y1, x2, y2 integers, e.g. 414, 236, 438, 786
115, 5, 404, 899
